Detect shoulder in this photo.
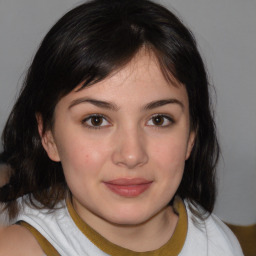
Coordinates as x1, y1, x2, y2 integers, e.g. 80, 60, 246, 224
204, 213, 244, 255
184, 201, 244, 255
0, 224, 44, 256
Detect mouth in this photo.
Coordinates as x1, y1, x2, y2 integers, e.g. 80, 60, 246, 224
103, 178, 153, 197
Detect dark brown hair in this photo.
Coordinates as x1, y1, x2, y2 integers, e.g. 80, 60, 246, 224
0, 0, 219, 220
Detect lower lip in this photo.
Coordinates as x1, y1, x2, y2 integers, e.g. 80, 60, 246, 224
104, 182, 152, 197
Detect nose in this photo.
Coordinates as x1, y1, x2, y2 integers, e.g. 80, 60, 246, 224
112, 127, 149, 169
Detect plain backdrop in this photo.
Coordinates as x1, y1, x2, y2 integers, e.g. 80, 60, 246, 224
0, 0, 255, 225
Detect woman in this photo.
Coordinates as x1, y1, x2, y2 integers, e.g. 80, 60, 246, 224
0, 0, 243, 255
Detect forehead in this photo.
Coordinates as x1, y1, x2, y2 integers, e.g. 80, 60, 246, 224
57, 50, 189, 109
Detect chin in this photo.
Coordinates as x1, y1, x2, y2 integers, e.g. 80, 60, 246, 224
104, 209, 153, 226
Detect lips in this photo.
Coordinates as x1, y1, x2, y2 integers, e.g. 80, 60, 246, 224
104, 178, 152, 197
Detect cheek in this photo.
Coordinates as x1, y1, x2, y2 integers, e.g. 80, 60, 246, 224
152, 137, 188, 168
58, 140, 110, 198
150, 135, 188, 192
55, 133, 110, 178
150, 138, 187, 205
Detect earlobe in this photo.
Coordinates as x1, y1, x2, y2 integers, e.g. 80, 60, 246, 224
36, 113, 60, 162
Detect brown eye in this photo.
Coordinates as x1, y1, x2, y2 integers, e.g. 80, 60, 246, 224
83, 115, 110, 129
147, 114, 174, 127
91, 116, 103, 126
152, 115, 164, 126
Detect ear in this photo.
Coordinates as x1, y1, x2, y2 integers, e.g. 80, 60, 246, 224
185, 130, 196, 160
36, 113, 60, 162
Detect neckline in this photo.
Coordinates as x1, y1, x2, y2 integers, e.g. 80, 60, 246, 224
66, 196, 188, 256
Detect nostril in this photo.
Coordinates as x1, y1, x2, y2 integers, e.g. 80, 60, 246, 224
112, 143, 148, 169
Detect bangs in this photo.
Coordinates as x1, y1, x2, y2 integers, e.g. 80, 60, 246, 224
34, 0, 193, 103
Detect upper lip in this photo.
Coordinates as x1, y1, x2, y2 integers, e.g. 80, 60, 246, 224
104, 178, 152, 185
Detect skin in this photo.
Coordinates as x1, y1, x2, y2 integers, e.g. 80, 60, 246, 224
0, 225, 43, 255
0, 164, 11, 187
0, 50, 195, 254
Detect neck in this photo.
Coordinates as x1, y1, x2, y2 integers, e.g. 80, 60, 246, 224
102, 206, 178, 252
71, 199, 178, 252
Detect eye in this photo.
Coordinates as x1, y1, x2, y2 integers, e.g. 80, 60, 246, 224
82, 114, 110, 129
147, 114, 174, 127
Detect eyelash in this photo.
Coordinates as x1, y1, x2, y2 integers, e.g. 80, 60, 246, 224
82, 114, 111, 129
81, 114, 174, 130
146, 114, 174, 128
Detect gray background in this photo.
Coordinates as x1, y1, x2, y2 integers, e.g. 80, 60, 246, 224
0, 0, 255, 225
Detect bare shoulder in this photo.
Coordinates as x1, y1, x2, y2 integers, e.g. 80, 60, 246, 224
0, 224, 44, 256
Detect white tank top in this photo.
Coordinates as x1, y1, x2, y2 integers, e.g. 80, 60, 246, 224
16, 196, 243, 256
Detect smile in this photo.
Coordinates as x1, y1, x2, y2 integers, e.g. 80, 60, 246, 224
104, 178, 153, 197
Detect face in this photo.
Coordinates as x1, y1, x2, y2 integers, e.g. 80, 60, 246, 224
40, 51, 195, 227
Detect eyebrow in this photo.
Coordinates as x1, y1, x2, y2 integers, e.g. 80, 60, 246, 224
143, 99, 184, 111
69, 98, 119, 111
69, 97, 184, 111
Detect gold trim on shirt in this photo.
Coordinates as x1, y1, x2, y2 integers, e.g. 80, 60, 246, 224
67, 196, 188, 256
